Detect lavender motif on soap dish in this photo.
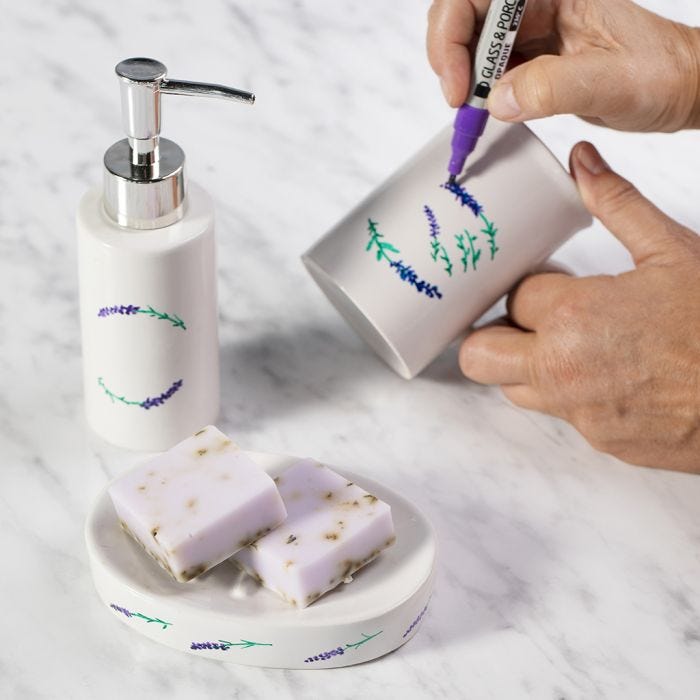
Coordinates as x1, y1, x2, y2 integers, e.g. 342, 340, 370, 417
304, 630, 383, 663
110, 603, 171, 630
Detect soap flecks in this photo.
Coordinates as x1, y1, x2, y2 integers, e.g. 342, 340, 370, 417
306, 591, 322, 605
186, 498, 198, 510
137, 485, 146, 492
196, 448, 208, 457
180, 563, 207, 582
324, 532, 339, 541
273, 476, 280, 484
194, 428, 207, 436
151, 527, 159, 540
345, 481, 353, 487
286, 534, 297, 544
363, 494, 378, 505
284, 560, 294, 570
324, 491, 334, 500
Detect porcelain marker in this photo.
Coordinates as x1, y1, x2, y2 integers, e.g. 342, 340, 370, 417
447, 0, 529, 183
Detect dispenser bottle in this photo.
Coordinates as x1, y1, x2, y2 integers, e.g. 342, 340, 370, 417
77, 58, 254, 451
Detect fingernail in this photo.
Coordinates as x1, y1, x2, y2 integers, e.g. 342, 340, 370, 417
489, 82, 521, 120
574, 143, 610, 176
440, 77, 453, 104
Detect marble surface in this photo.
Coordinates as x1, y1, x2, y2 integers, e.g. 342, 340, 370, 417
1, 1, 700, 698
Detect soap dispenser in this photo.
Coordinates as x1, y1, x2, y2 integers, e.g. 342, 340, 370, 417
77, 57, 254, 451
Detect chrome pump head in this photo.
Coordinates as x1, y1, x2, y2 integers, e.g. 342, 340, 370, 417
103, 57, 255, 230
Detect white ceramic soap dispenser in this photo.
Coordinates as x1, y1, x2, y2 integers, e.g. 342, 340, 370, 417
77, 57, 254, 451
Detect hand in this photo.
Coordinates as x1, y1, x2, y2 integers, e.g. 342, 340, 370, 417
459, 142, 700, 473
427, 0, 700, 132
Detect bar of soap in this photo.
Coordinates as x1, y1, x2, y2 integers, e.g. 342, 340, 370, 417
233, 459, 396, 607
108, 426, 287, 582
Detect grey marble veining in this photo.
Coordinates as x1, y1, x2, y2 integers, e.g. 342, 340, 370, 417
1, 1, 700, 698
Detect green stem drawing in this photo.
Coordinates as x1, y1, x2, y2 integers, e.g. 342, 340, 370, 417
132, 612, 172, 630
479, 213, 499, 260
345, 631, 383, 651
455, 229, 481, 272
219, 639, 273, 649
430, 238, 440, 261
366, 219, 400, 263
98, 377, 142, 406
136, 306, 186, 330
439, 246, 453, 276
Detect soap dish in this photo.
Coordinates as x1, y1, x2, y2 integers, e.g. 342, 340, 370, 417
85, 451, 436, 669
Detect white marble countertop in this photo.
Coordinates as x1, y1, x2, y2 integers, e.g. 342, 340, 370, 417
2, 1, 700, 698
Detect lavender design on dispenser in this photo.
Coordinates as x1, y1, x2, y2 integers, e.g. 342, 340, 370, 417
98, 377, 183, 410
97, 304, 186, 330
366, 219, 443, 300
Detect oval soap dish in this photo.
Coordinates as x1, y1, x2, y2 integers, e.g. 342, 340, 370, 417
85, 451, 437, 669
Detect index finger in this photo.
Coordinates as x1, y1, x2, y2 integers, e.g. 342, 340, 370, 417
426, 0, 477, 106
507, 272, 575, 331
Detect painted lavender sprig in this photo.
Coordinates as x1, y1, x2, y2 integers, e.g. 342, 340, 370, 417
403, 603, 429, 638
389, 260, 443, 299
455, 230, 482, 272
441, 180, 483, 217
424, 205, 442, 262
98, 377, 183, 410
366, 219, 443, 301
344, 630, 383, 650
110, 603, 171, 630
141, 379, 183, 410
97, 304, 186, 330
304, 631, 382, 663
366, 219, 400, 263
424, 205, 453, 275
479, 213, 499, 260
304, 646, 346, 663
98, 304, 140, 317
438, 246, 453, 277
191, 639, 272, 651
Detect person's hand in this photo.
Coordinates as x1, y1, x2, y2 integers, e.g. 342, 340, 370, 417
427, 0, 700, 132
459, 142, 700, 473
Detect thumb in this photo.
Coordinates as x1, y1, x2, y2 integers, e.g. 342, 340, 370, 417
569, 141, 684, 266
488, 54, 612, 122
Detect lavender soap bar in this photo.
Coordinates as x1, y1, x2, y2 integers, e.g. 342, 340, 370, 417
108, 426, 287, 582
233, 459, 396, 607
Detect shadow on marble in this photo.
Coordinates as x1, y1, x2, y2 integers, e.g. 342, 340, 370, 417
219, 318, 391, 424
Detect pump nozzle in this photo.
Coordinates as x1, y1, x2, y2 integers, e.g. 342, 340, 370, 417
104, 57, 254, 229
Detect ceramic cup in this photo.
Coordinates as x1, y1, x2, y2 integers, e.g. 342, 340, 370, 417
302, 120, 592, 379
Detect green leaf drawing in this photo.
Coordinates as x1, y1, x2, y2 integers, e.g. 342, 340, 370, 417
219, 639, 273, 650
479, 213, 499, 260
136, 306, 187, 330
344, 630, 383, 651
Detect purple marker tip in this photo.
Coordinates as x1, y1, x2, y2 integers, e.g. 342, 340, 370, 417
448, 105, 489, 178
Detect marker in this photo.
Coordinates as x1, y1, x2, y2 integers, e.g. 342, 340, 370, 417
447, 0, 529, 184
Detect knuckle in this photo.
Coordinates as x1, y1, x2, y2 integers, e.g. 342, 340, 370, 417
594, 177, 639, 218
521, 58, 556, 115
572, 408, 615, 453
